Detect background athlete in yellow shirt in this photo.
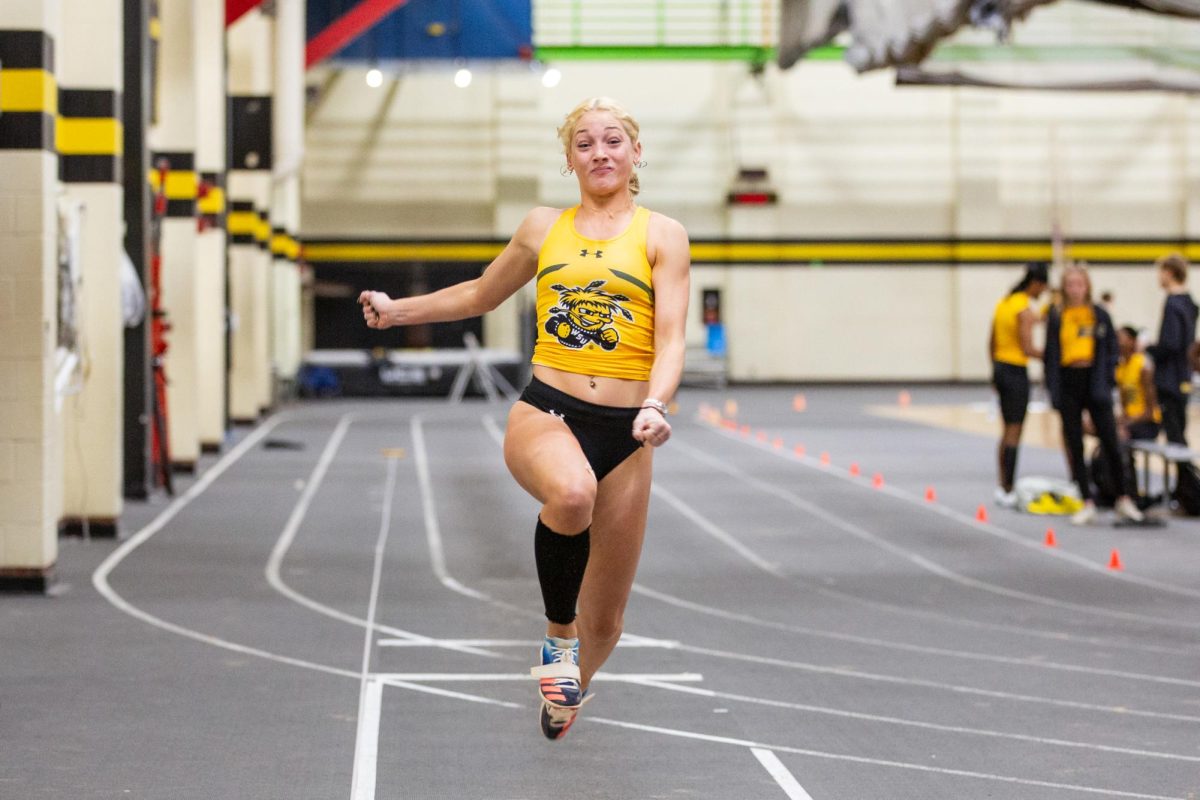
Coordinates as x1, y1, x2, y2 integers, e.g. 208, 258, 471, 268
989, 262, 1048, 508
1044, 266, 1143, 525
359, 98, 691, 741
1116, 326, 1161, 443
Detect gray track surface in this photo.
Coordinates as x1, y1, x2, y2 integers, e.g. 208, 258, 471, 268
4, 386, 1200, 800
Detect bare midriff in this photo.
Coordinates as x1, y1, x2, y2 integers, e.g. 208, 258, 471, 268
532, 364, 649, 408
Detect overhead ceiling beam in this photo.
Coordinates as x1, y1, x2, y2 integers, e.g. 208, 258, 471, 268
305, 0, 411, 70
226, 0, 266, 28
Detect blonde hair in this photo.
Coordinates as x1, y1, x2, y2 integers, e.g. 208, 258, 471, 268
557, 97, 642, 196
1061, 263, 1093, 306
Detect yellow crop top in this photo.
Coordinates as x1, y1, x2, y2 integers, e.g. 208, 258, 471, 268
1116, 352, 1162, 422
532, 206, 655, 381
1060, 305, 1096, 365
992, 291, 1032, 367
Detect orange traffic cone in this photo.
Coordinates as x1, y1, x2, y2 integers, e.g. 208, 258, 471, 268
794, 444, 806, 457
872, 473, 884, 489
849, 462, 861, 477
975, 504, 989, 523
772, 438, 783, 450
1108, 549, 1124, 571
898, 390, 912, 408
820, 452, 831, 467
724, 399, 738, 417
1044, 529, 1057, 548
924, 486, 937, 503
793, 394, 807, 413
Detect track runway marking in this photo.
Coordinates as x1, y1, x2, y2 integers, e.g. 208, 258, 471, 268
632, 678, 1200, 762
264, 414, 503, 658
350, 454, 398, 800
751, 748, 815, 800
701, 416, 1200, 604
584, 716, 1185, 800
681, 434, 1200, 631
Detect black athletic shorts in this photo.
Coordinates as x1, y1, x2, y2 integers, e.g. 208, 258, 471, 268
518, 377, 643, 481
992, 361, 1030, 425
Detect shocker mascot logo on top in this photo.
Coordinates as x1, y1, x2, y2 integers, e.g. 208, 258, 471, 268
546, 280, 633, 351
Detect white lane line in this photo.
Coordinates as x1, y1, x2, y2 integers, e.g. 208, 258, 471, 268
677, 436, 1200, 632
653, 640, 1200, 724
704, 419, 1200, 606
632, 583, 1200, 689
585, 717, 1185, 800
263, 415, 500, 659
632, 678, 1200, 763
372, 672, 702, 682
651, 483, 785, 576
751, 749, 815, 800
350, 678, 384, 800
376, 678, 520, 707
350, 455, 398, 800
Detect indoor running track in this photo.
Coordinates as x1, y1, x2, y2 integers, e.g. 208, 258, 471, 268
5, 386, 1200, 800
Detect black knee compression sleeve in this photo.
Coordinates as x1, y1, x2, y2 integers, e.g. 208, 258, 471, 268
535, 517, 590, 625
1002, 445, 1019, 492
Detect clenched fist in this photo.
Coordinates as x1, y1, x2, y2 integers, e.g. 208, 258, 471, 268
359, 291, 392, 329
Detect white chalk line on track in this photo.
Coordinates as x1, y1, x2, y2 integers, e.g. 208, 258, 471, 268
629, 678, 1200, 762
476, 414, 1199, 792
263, 413, 504, 659
682, 432, 1200, 633
350, 453, 398, 800
702, 415, 1200, 604
752, 749, 815, 800
582, 717, 1186, 800
633, 583, 1200, 691
658, 441, 1200, 682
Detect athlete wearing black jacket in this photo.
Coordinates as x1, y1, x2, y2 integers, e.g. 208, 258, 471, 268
1147, 254, 1198, 446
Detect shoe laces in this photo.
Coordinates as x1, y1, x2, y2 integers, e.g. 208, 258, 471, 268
547, 642, 578, 666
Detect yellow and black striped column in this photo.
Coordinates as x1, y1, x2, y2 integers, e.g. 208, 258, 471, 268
227, 6, 275, 422
0, 7, 61, 590
195, 0, 227, 453
148, 0, 201, 472
58, 0, 125, 538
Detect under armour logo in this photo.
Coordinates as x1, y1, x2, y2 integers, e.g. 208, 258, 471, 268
580, 249, 603, 258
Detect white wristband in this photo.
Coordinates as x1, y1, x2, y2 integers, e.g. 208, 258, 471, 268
641, 398, 668, 416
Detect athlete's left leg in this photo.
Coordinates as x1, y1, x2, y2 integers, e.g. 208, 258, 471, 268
575, 443, 654, 691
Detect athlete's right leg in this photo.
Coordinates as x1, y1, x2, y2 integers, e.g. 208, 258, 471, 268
504, 401, 597, 736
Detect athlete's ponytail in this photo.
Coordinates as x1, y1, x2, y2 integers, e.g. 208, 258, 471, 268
1010, 261, 1049, 295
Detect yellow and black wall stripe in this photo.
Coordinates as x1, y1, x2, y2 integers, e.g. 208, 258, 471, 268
197, 171, 225, 227
0, 30, 56, 152
301, 238, 1200, 267
255, 208, 271, 249
148, 151, 197, 217
59, 88, 122, 183
228, 200, 257, 245
270, 227, 301, 261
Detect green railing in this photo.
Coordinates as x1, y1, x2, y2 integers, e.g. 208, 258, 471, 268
533, 0, 778, 63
